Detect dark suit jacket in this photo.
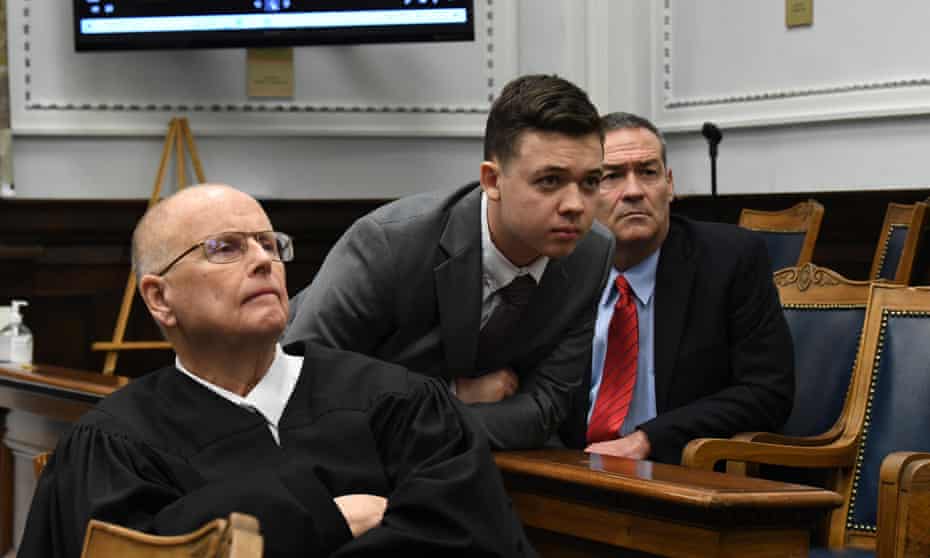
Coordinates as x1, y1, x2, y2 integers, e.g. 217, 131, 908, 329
283, 183, 614, 450
560, 215, 795, 464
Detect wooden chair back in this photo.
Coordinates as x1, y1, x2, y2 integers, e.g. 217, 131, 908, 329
827, 284, 930, 550
774, 264, 870, 438
738, 199, 824, 271
869, 201, 929, 284
80, 512, 262, 558
35, 452, 262, 556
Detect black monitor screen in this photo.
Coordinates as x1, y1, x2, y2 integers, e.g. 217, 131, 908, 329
74, 0, 475, 51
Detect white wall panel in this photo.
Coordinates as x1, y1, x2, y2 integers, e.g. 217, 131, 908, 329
594, 0, 930, 195
8, 0, 516, 136
6, 0, 611, 199
13, 135, 482, 199
15, 0, 928, 199
654, 0, 930, 130
667, 115, 930, 196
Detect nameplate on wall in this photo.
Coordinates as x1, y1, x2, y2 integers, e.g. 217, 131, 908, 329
247, 48, 294, 99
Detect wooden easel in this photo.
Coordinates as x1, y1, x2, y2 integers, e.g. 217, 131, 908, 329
92, 118, 206, 375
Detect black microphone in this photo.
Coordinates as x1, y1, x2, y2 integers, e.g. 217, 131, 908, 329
701, 122, 722, 159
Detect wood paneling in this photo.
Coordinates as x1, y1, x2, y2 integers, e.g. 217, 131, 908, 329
1, 190, 928, 375
0, 198, 387, 376
672, 189, 930, 280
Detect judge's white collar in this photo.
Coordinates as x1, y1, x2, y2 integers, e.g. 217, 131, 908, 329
175, 343, 302, 444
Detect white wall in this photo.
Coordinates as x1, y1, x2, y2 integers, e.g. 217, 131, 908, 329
6, 0, 598, 199
623, 0, 930, 196
8, 0, 930, 199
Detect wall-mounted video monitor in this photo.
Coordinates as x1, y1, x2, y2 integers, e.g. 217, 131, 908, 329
74, 0, 475, 51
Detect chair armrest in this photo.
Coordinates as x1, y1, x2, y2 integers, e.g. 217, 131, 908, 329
876, 452, 930, 558
732, 423, 845, 446
680, 437, 858, 471
79, 512, 262, 558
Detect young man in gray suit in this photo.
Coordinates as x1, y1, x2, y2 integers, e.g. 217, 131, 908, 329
283, 74, 614, 450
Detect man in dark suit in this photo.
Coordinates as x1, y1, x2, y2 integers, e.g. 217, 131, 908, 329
560, 112, 794, 464
283, 74, 614, 450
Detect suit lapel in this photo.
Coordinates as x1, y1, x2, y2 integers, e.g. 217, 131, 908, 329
653, 219, 696, 412
435, 186, 483, 376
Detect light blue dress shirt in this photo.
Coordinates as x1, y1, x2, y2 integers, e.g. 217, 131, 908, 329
587, 248, 661, 438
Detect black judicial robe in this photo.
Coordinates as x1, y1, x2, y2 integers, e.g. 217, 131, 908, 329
20, 343, 536, 558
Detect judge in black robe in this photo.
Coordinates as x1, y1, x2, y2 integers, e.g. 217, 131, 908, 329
22, 343, 532, 557
19, 184, 536, 558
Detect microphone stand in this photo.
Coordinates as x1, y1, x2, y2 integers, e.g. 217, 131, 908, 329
701, 122, 723, 221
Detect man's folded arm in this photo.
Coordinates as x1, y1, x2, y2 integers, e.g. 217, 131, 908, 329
468, 308, 595, 449
353, 376, 536, 557
20, 426, 354, 558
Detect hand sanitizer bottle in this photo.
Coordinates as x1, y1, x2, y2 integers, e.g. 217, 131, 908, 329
0, 300, 33, 365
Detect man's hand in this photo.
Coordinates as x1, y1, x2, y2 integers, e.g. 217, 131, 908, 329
585, 430, 651, 460
454, 368, 519, 404
334, 494, 387, 538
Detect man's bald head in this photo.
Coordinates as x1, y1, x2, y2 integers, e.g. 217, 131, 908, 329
131, 184, 262, 282
133, 183, 290, 390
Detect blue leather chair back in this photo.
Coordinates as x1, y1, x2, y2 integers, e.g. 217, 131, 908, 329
760, 232, 806, 272
781, 305, 865, 437
846, 309, 930, 531
875, 225, 908, 281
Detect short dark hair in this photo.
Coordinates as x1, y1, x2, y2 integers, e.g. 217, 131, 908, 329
483, 74, 603, 167
600, 112, 668, 166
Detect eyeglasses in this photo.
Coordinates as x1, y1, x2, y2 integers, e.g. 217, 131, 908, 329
157, 230, 294, 276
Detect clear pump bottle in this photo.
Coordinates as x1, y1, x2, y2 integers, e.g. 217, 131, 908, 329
0, 300, 33, 365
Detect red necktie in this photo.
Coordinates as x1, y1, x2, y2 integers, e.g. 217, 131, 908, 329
587, 275, 639, 444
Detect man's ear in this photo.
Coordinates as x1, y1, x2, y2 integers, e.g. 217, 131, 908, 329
139, 275, 177, 329
479, 161, 502, 201
666, 168, 675, 201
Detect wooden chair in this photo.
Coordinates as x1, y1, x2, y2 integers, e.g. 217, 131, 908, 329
34, 453, 263, 557
869, 201, 929, 284
774, 264, 870, 439
682, 284, 930, 555
875, 452, 930, 558
81, 512, 262, 558
738, 199, 824, 271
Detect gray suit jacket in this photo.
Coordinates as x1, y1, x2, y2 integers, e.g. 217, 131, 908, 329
283, 183, 614, 449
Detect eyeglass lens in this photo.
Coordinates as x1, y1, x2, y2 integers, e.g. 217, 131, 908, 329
202, 232, 292, 264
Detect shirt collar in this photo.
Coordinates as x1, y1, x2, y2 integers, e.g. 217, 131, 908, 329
601, 247, 661, 308
481, 191, 549, 294
174, 343, 302, 429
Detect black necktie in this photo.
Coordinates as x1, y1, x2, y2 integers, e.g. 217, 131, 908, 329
476, 274, 537, 371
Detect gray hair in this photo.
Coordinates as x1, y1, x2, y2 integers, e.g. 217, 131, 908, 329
600, 112, 668, 167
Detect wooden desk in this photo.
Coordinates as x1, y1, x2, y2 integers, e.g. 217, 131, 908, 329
496, 449, 842, 558
0, 368, 842, 558
0, 363, 125, 554
0, 363, 126, 422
